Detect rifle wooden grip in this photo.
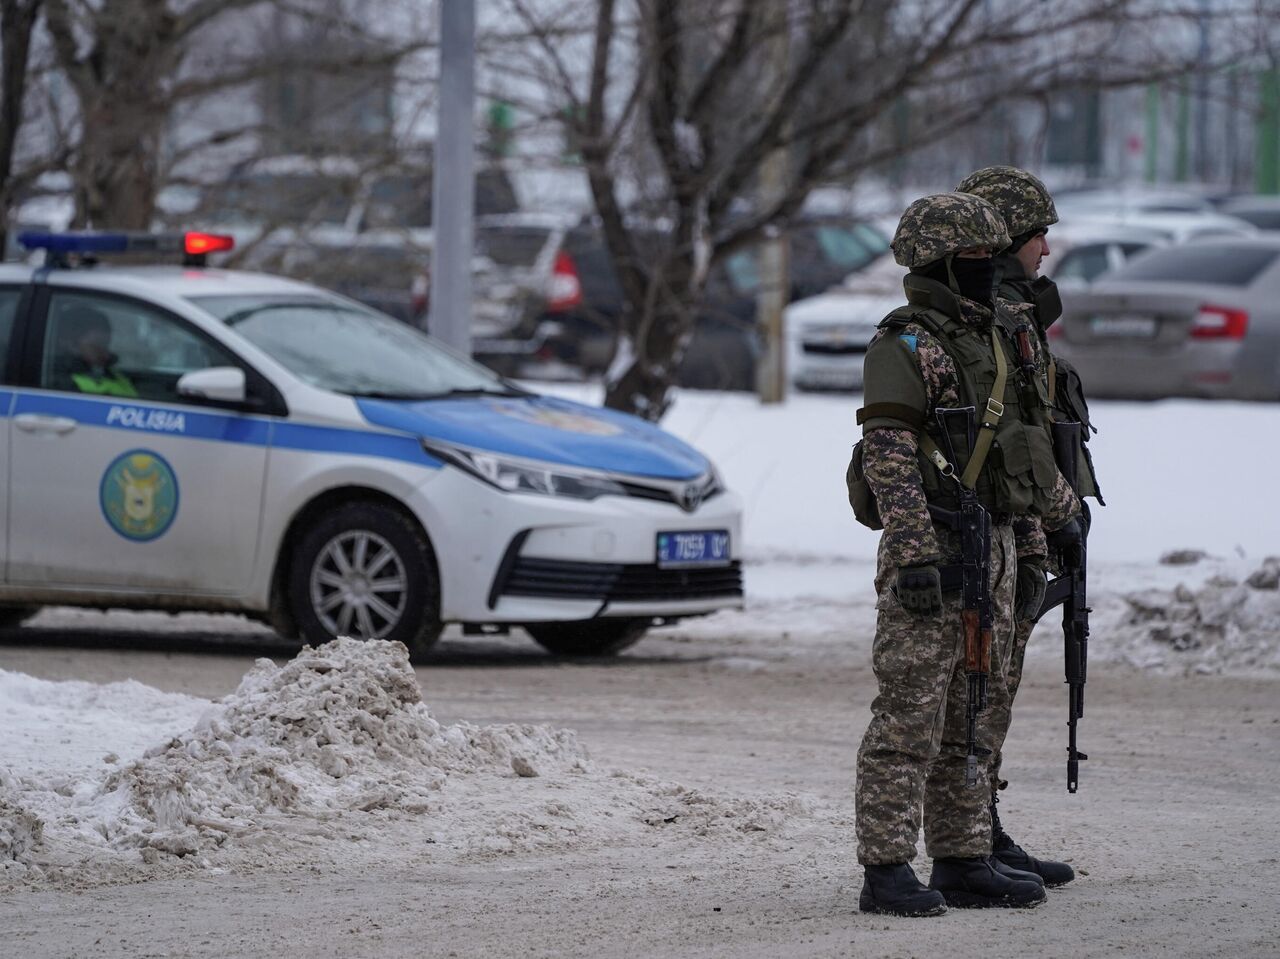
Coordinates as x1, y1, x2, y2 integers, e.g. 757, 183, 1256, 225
963, 610, 980, 671
1015, 328, 1035, 367
980, 628, 992, 672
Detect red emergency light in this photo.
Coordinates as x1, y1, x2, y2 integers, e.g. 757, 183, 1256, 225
184, 232, 235, 257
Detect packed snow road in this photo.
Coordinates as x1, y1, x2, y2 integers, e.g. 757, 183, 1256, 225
0, 605, 1277, 959
1, 390, 1277, 956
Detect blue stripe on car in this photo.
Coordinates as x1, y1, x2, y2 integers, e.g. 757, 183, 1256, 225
6, 391, 439, 468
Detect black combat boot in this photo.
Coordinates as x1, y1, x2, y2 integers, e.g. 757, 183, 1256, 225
989, 855, 1044, 887
859, 863, 948, 917
991, 796, 1076, 887
928, 856, 1047, 909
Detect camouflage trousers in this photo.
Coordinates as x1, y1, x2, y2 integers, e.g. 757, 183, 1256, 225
855, 523, 1017, 865
987, 614, 1035, 793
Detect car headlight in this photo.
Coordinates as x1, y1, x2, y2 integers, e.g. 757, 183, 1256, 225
422, 441, 627, 500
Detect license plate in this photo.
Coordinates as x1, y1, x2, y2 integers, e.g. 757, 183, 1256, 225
1090, 314, 1158, 338
657, 530, 730, 568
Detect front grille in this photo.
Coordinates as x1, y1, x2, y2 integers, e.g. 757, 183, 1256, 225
618, 476, 722, 512
802, 341, 868, 356
495, 556, 743, 604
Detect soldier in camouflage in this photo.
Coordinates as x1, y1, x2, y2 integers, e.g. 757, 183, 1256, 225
854, 192, 1080, 917
956, 166, 1104, 889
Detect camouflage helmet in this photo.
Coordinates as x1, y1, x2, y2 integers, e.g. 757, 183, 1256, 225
955, 166, 1059, 238
891, 192, 1011, 269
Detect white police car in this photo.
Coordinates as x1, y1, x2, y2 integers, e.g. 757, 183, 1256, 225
0, 231, 742, 657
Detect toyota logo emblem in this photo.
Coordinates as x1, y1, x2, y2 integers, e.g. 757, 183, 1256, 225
680, 483, 703, 512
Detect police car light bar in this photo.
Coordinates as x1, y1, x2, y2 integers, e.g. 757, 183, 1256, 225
18, 230, 235, 265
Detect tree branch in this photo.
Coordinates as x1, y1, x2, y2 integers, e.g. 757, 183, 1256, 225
581, 0, 650, 320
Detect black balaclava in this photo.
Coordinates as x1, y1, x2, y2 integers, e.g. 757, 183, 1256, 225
918, 255, 995, 307
950, 255, 996, 306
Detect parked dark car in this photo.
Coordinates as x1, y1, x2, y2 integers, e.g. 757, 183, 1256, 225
472, 216, 891, 389
1050, 236, 1280, 401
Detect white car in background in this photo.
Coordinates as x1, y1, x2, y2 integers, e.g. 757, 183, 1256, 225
1049, 210, 1256, 293
785, 253, 905, 392
1045, 221, 1169, 290
1053, 186, 1219, 217
1063, 209, 1256, 245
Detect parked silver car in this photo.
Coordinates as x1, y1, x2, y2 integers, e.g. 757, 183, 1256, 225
1051, 236, 1280, 401
1218, 196, 1280, 233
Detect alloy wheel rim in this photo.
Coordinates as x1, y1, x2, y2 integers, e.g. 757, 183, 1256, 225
309, 530, 408, 640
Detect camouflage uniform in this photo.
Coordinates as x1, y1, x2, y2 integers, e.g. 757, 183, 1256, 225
854, 193, 1079, 866
956, 166, 1102, 812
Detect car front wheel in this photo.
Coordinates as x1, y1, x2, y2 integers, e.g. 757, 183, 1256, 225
288, 501, 442, 659
524, 618, 649, 657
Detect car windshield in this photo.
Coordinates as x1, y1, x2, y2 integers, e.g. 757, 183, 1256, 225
363, 170, 519, 229
203, 173, 354, 226
814, 225, 879, 272
476, 226, 552, 267
1228, 209, 1280, 231
1105, 245, 1278, 286
188, 293, 519, 398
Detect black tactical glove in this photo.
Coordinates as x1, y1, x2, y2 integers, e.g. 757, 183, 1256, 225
896, 564, 943, 616
1046, 518, 1084, 569
1015, 560, 1047, 622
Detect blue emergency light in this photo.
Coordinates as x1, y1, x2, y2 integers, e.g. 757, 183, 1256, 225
17, 230, 235, 265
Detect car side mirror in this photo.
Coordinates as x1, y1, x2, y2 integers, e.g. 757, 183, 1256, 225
177, 366, 246, 404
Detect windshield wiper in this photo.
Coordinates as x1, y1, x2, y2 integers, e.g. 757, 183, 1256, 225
345, 390, 440, 400
414, 386, 531, 400
221, 301, 342, 327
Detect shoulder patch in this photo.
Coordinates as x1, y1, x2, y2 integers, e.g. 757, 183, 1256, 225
898, 334, 918, 354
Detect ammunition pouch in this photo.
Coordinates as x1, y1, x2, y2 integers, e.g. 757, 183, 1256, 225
846, 439, 883, 530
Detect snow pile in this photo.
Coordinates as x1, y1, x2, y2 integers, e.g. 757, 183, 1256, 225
1115, 557, 1280, 674
0, 640, 820, 885
0, 771, 42, 868
88, 637, 588, 856
0, 639, 590, 875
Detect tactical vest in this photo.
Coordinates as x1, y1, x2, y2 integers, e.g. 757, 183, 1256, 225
995, 270, 1103, 502
863, 277, 1061, 519
72, 370, 138, 398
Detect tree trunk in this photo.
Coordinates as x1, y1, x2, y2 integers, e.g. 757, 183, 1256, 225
0, 0, 43, 252
601, 250, 700, 421
46, 0, 179, 230
74, 98, 166, 229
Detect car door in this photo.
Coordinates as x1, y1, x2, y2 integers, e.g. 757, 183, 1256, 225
0, 282, 31, 583
7, 287, 270, 595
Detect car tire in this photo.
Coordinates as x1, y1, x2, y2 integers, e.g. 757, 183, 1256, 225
0, 605, 40, 629
288, 501, 442, 659
524, 618, 649, 657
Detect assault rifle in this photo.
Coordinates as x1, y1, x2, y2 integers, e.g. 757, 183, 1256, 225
1034, 421, 1090, 793
927, 407, 993, 788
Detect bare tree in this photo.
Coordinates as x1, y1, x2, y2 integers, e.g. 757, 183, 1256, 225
39, 0, 432, 230
491, 0, 1269, 420
0, 0, 43, 251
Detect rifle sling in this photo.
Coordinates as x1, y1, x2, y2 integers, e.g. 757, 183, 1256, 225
959, 327, 1008, 490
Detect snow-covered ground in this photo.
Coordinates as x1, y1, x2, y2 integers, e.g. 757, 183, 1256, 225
4, 390, 1279, 856
1, 388, 1277, 956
